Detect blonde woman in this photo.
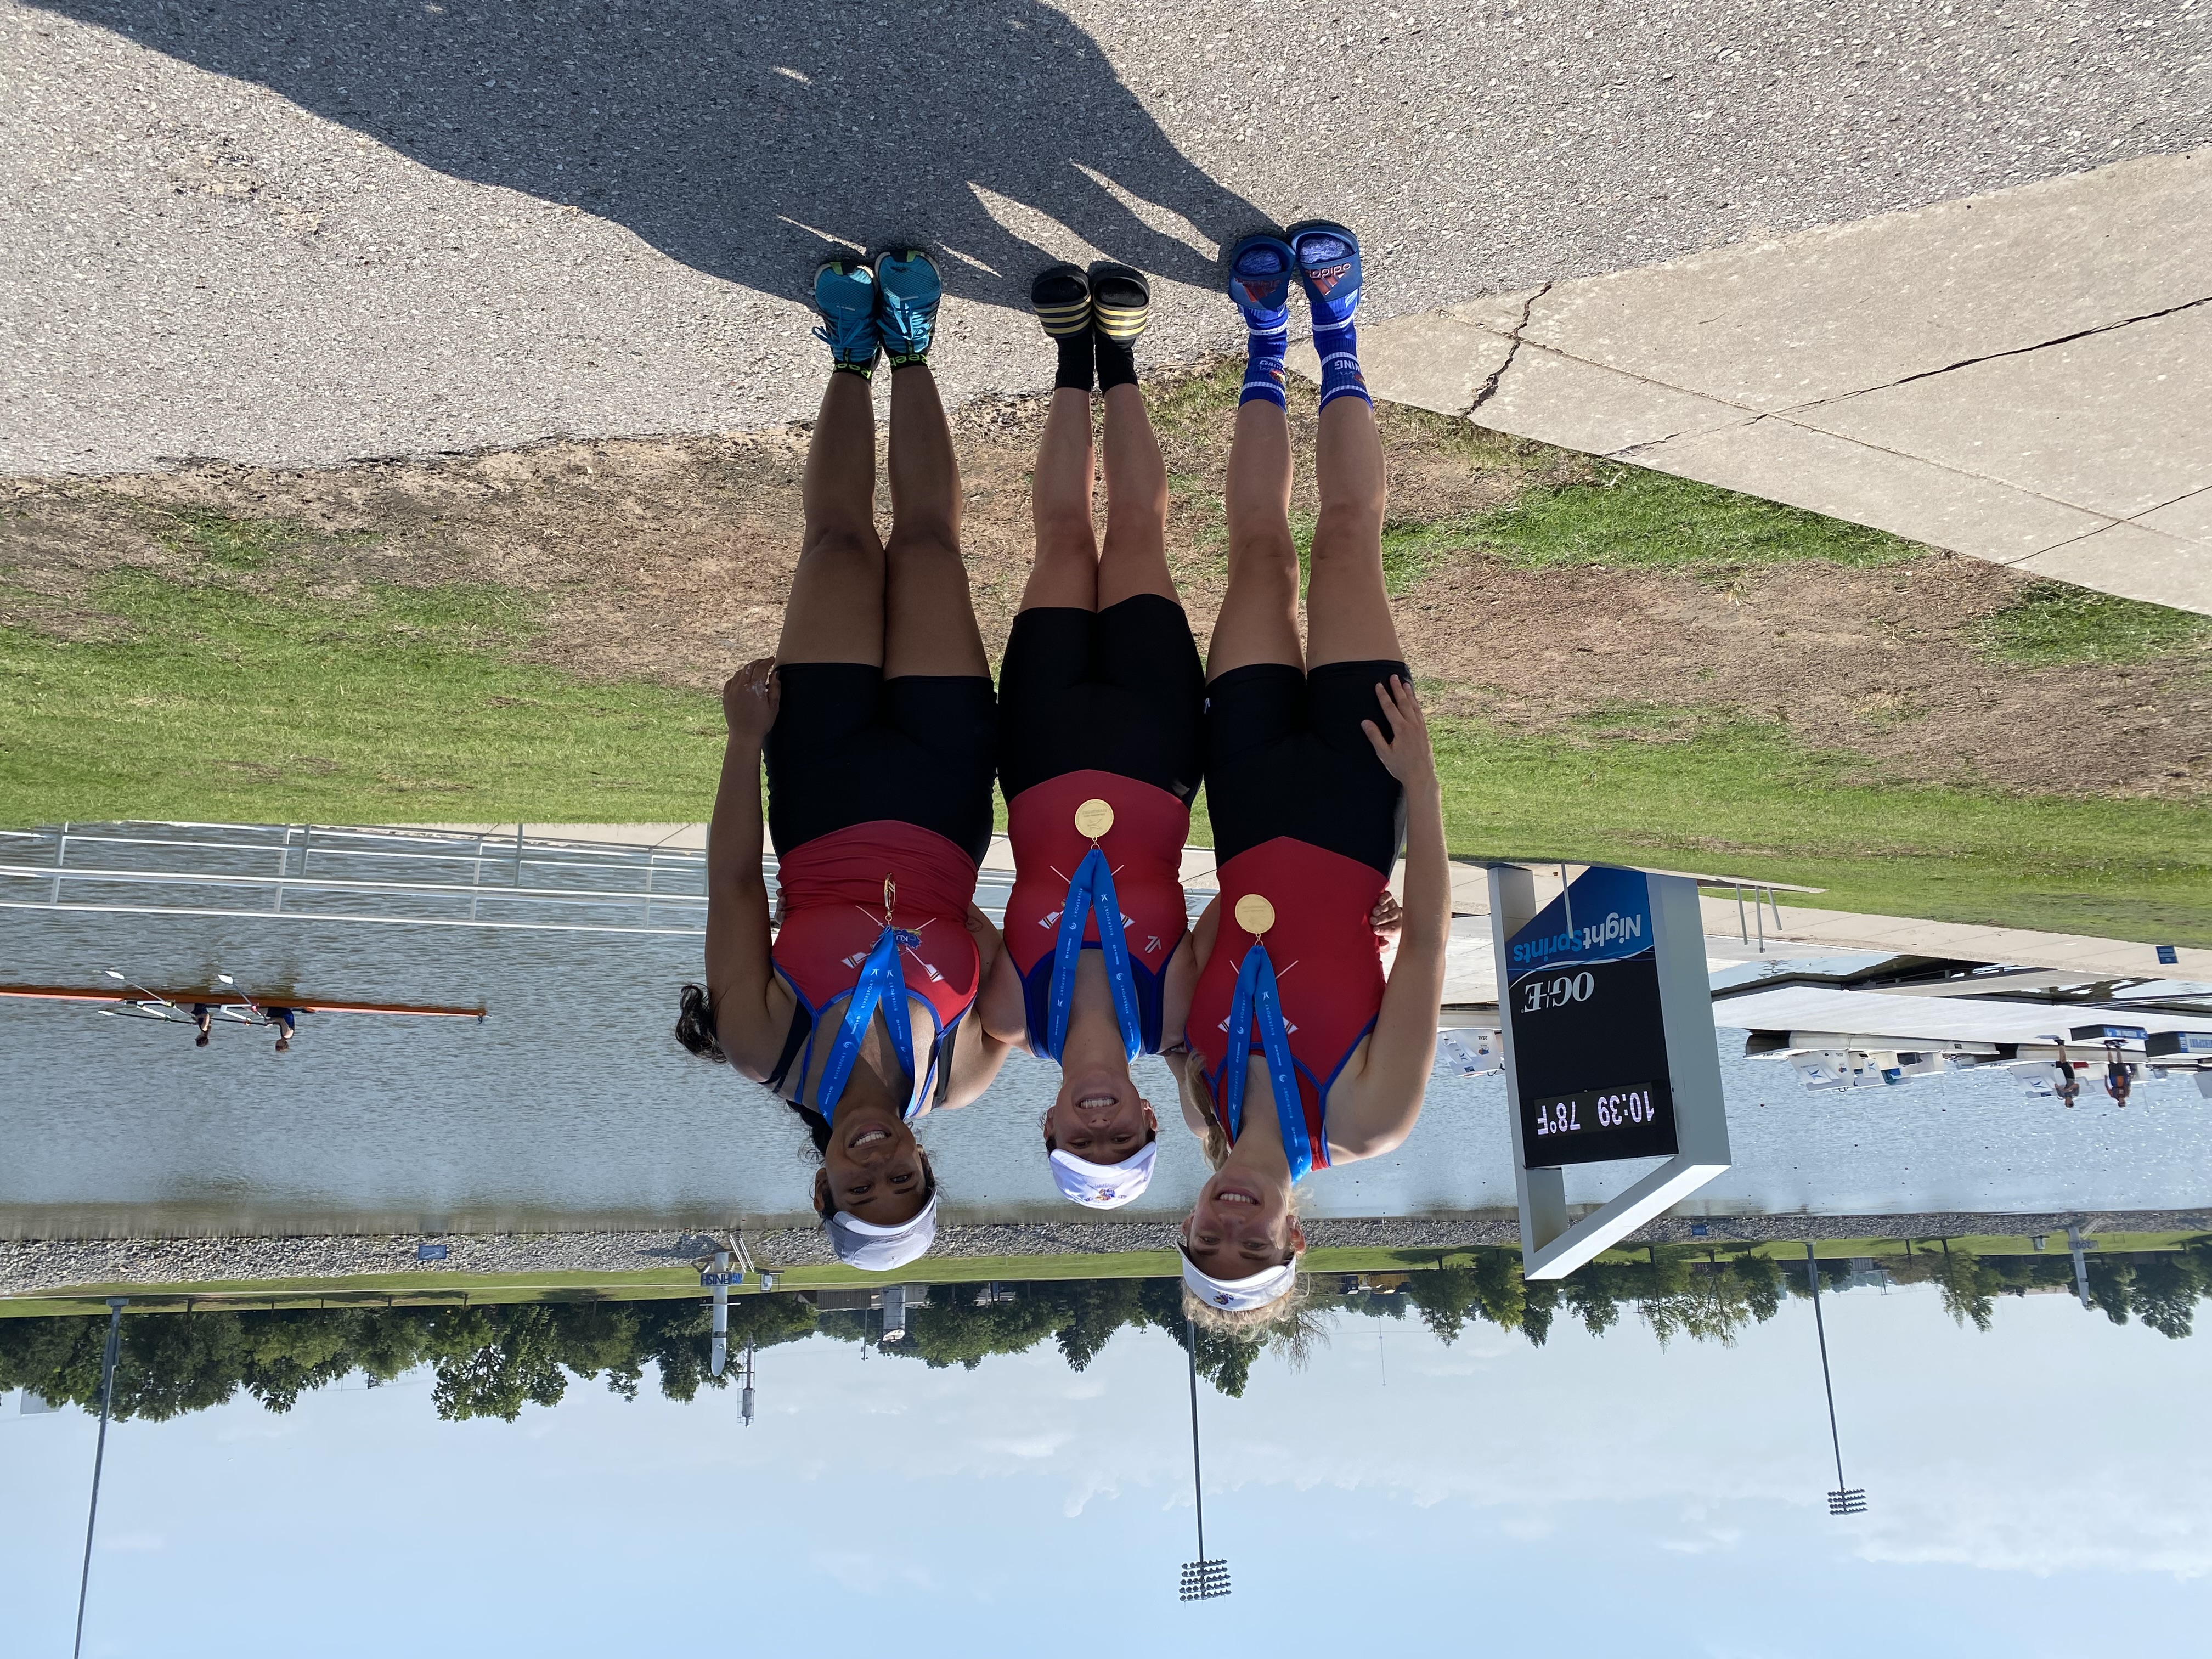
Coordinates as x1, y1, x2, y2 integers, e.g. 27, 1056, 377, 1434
1172, 223, 1449, 1328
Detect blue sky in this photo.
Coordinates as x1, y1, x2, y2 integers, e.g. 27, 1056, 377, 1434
3, 1283, 2205, 1658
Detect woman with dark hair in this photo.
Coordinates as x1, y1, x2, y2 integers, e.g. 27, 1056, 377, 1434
678, 250, 1013, 1273
1172, 222, 1450, 1325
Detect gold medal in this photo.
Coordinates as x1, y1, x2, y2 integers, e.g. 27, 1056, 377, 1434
1073, 798, 1115, 839
1234, 893, 1276, 936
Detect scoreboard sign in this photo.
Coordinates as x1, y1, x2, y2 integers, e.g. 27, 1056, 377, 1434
1489, 864, 1732, 1280
1505, 864, 1679, 1167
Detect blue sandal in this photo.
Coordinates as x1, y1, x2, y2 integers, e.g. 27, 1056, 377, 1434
1285, 221, 1362, 328
1224, 230, 1294, 334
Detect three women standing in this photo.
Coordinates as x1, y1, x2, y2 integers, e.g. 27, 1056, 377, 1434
686, 225, 1445, 1291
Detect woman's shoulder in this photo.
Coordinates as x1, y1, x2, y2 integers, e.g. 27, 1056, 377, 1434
708, 970, 800, 1081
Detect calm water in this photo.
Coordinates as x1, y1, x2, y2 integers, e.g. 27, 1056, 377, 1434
3, 909, 2206, 1234
4, 1280, 2205, 1656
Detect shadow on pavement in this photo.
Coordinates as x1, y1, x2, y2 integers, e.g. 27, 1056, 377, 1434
37, 0, 1262, 308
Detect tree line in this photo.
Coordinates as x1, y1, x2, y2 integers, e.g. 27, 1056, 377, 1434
4, 1241, 2203, 1426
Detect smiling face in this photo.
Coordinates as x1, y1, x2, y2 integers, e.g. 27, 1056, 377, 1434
812, 1098, 930, 1226
1180, 1166, 1304, 1278
1043, 1067, 1158, 1166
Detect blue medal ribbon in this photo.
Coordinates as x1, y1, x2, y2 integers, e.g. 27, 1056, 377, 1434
814, 924, 920, 1122
1043, 845, 1144, 1063
1220, 940, 1313, 1181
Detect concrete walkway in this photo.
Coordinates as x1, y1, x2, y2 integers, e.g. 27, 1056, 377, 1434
1294, 151, 2212, 616
419, 826, 2208, 991
7, 0, 2208, 474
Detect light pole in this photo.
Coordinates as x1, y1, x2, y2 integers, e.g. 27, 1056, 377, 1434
74, 1296, 129, 1659
1803, 1243, 1866, 1516
1178, 1317, 1230, 1601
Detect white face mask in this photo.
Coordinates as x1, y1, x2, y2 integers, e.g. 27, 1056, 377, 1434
1048, 1141, 1159, 1209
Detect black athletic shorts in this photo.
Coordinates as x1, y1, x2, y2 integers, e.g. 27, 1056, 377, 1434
997, 595, 1205, 803
1204, 659, 1411, 877
765, 664, 998, 866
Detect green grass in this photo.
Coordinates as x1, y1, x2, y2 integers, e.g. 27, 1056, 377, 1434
0, 543, 722, 824
1961, 579, 2212, 668
12, 1234, 2199, 1315
1425, 708, 2212, 943
1182, 701, 2212, 941
7, 502, 2207, 943
1143, 358, 1243, 439
1381, 461, 1925, 589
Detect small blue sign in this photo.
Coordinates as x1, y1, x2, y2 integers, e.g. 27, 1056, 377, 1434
1689, 1222, 1711, 1238
416, 1243, 449, 1261
699, 1271, 743, 1288
1506, 865, 1656, 975
2156, 945, 2180, 966
2070, 1024, 2147, 1043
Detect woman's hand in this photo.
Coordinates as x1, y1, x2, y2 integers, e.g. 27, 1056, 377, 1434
1360, 675, 1437, 793
723, 657, 781, 749
1368, 892, 1403, 946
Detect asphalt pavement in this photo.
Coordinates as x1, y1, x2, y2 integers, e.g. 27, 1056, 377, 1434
3, 0, 2207, 471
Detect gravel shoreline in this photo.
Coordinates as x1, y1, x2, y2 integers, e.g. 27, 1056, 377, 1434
2, 1209, 2202, 1297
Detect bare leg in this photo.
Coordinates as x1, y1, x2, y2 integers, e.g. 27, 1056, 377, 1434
776, 373, 885, 667
1205, 399, 1302, 680
1020, 387, 1099, 613
1304, 396, 1401, 669
1095, 382, 1175, 609
883, 362, 989, 679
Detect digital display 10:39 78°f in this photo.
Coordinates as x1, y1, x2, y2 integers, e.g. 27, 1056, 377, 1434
1531, 1085, 1664, 1139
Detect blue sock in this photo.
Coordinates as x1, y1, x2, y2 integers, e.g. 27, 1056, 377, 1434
1241, 325, 1288, 409
1313, 319, 1369, 410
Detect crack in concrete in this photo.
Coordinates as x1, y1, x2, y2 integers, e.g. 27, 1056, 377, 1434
1466, 281, 1552, 413
1778, 291, 2212, 415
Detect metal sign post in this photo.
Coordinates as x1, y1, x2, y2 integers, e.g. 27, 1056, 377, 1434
1491, 864, 1731, 1280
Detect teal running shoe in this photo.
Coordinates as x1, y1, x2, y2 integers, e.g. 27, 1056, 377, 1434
874, 248, 942, 366
812, 258, 881, 375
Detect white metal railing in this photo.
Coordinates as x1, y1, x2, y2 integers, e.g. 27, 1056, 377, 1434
1, 822, 712, 935
0, 821, 1057, 935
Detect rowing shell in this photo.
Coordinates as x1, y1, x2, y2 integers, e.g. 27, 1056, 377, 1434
0, 984, 488, 1019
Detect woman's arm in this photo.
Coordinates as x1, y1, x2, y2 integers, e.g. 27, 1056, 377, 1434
936, 902, 1018, 1105
940, 1017, 1014, 1108
978, 947, 1030, 1047
1156, 898, 1213, 1059
1162, 1048, 1216, 1143
1334, 678, 1448, 1160
972, 903, 1029, 1048
704, 661, 786, 1078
